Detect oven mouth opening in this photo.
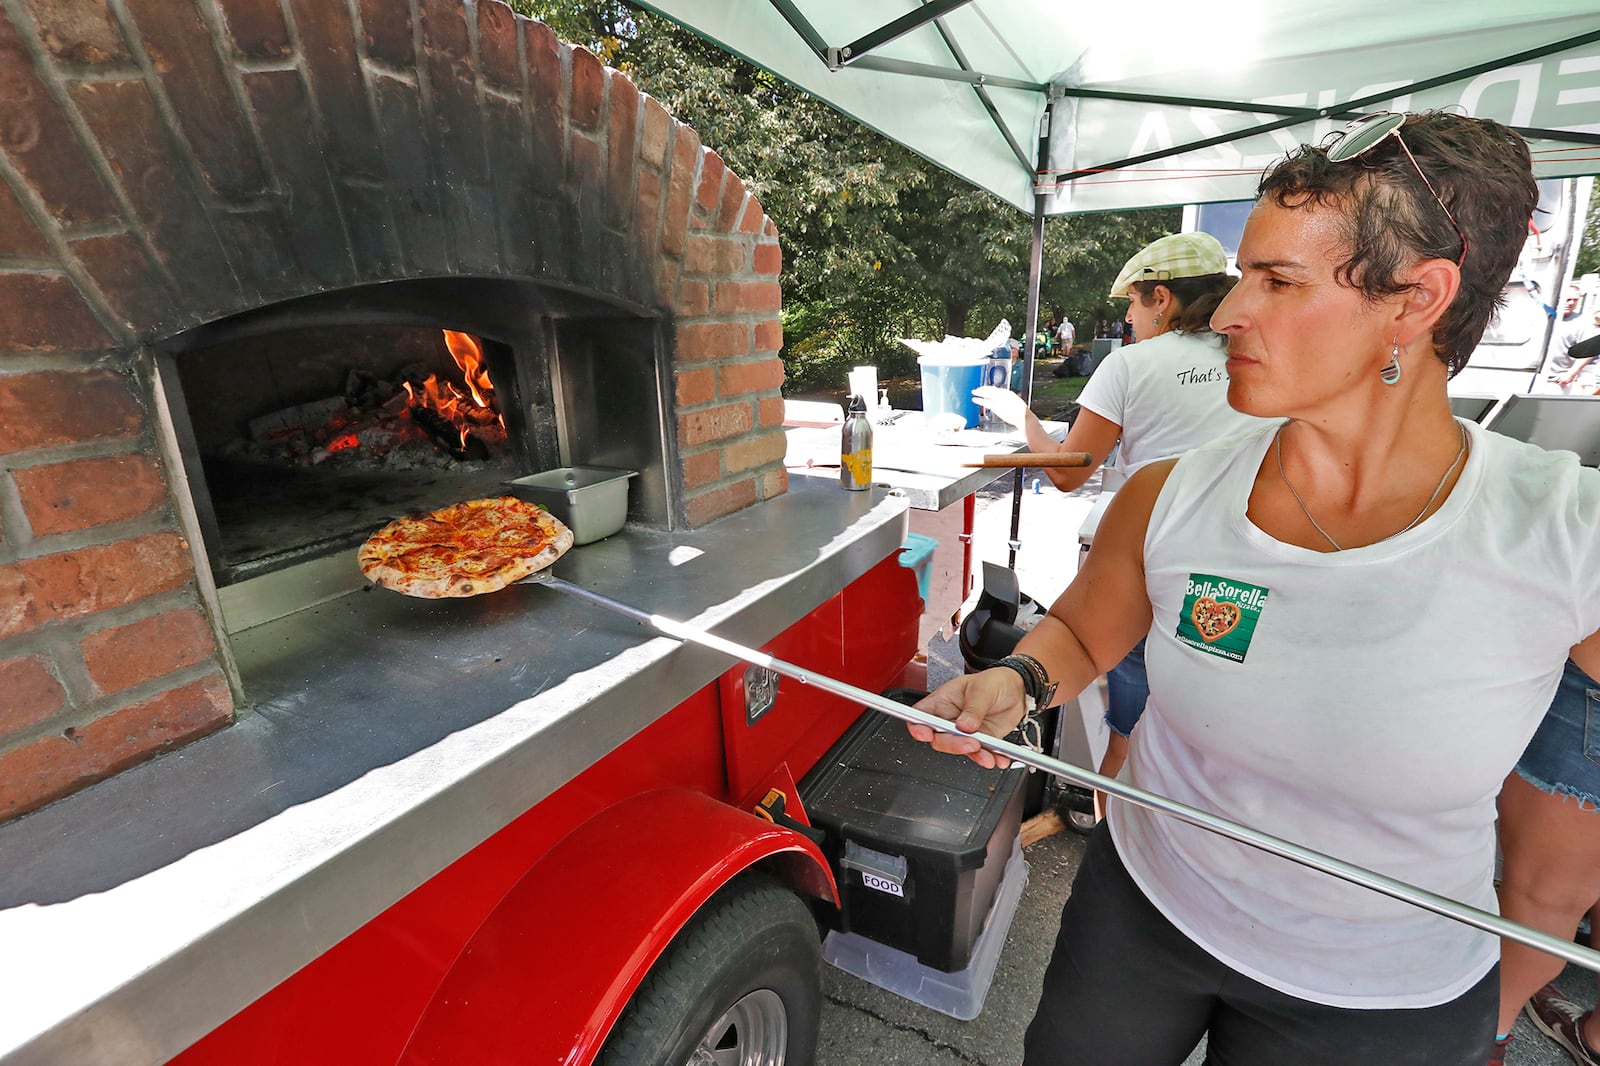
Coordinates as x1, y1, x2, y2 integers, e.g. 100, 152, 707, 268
153, 277, 674, 636
177, 323, 520, 584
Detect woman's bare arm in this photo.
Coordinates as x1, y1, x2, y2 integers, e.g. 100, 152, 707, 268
1048, 407, 1124, 491
971, 385, 1122, 492
1570, 628, 1600, 684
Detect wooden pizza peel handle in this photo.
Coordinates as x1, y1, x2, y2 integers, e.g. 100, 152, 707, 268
960, 452, 1092, 468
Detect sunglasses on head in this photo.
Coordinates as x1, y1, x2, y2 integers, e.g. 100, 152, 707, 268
1324, 111, 1468, 269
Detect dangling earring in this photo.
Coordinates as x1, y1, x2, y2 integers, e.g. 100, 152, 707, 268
1380, 338, 1403, 386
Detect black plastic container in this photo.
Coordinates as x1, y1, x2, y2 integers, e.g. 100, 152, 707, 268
800, 702, 1026, 972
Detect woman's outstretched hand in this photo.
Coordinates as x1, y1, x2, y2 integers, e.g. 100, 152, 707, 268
908, 667, 1028, 769
971, 386, 1030, 432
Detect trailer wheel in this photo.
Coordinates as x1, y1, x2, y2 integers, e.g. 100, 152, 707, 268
599, 874, 822, 1066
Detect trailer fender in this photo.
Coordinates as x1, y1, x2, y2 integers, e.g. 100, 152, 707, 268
398, 787, 836, 1066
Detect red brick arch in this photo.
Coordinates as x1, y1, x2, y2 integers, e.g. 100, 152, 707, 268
0, 0, 786, 821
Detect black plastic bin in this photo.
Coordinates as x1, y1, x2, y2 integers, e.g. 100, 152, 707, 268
799, 701, 1026, 972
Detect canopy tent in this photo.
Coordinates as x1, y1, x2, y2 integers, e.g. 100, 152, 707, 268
638, 1, 1600, 216
639, 1, 1600, 565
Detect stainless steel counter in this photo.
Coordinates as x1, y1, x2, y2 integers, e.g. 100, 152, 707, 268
0, 479, 911, 1066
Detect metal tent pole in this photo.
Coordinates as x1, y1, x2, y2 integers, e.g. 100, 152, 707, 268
1008, 98, 1054, 569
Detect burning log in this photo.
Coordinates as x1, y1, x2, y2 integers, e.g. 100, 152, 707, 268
345, 368, 405, 409
410, 404, 475, 460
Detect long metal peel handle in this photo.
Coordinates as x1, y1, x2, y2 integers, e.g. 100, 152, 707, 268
539, 575, 1600, 976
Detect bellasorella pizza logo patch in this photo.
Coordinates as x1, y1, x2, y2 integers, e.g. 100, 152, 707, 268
1175, 574, 1269, 663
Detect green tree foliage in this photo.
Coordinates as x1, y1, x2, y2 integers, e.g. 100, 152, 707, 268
506, 1, 1178, 391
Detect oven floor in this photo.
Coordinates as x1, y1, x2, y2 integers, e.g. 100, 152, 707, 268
204, 457, 515, 582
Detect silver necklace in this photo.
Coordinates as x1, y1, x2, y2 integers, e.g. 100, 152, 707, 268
1274, 421, 1468, 552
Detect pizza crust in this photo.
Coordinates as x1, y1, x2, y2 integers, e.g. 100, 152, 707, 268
359, 497, 574, 598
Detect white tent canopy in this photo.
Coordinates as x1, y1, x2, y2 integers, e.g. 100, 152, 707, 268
640, 1, 1600, 215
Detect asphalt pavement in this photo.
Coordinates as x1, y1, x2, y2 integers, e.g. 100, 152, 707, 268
813, 477, 1596, 1066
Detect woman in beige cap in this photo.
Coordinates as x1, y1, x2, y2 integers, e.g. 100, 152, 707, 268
973, 231, 1270, 804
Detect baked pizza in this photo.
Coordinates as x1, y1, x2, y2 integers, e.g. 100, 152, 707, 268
359, 496, 573, 598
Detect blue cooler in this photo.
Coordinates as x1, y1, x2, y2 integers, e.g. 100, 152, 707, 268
918, 354, 986, 427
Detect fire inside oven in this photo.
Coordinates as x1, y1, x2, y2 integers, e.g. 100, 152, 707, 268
155, 278, 671, 615
172, 322, 530, 584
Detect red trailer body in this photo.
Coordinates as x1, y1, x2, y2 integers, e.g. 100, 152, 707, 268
146, 544, 921, 1066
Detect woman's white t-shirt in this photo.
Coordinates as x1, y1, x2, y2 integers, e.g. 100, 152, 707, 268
1111, 419, 1600, 1008
1075, 330, 1272, 476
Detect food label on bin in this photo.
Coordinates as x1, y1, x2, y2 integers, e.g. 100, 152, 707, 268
1174, 573, 1269, 663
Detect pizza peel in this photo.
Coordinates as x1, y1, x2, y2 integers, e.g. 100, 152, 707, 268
359, 503, 1600, 975
516, 566, 1600, 976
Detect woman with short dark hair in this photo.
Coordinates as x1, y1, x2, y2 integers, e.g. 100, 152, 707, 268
910, 111, 1600, 1064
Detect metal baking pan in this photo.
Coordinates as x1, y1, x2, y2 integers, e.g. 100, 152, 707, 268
505, 466, 637, 545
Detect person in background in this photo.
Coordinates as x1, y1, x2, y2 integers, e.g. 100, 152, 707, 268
914, 111, 1600, 1065
1547, 284, 1594, 372
1493, 655, 1600, 1066
972, 232, 1272, 804
1553, 310, 1600, 394
1056, 314, 1076, 358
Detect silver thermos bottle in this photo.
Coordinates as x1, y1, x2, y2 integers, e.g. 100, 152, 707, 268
840, 394, 873, 490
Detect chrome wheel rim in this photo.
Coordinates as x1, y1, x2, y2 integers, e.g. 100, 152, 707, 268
688, 988, 788, 1066
1068, 808, 1099, 831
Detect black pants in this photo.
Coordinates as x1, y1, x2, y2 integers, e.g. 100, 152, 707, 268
1022, 826, 1498, 1066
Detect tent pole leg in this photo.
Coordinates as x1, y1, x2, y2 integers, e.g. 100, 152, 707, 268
1011, 106, 1050, 570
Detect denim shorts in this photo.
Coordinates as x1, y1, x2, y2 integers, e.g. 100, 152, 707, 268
1105, 637, 1149, 738
1515, 658, 1600, 809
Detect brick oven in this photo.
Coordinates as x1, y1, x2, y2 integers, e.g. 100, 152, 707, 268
0, 0, 789, 822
